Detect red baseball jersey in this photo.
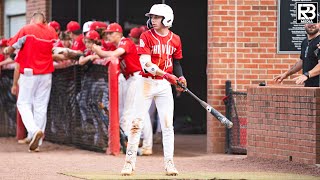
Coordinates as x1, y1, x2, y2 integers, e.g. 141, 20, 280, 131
71, 34, 86, 52
101, 40, 117, 51
8, 23, 57, 74
138, 29, 183, 75
0, 54, 4, 62
53, 39, 63, 47
14, 35, 55, 74
8, 23, 58, 45
118, 37, 142, 78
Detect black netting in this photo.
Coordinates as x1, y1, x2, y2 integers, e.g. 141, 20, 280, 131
47, 65, 109, 152
0, 70, 17, 137
0, 65, 110, 152
229, 91, 247, 154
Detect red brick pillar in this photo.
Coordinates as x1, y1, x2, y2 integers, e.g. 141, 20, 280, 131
207, 0, 301, 153
26, 0, 51, 23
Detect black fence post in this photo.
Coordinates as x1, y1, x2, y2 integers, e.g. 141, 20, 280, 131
225, 80, 232, 154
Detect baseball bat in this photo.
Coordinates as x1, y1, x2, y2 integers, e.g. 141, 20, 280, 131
177, 81, 233, 129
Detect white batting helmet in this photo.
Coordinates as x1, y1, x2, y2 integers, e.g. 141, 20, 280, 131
145, 4, 174, 27
82, 21, 93, 33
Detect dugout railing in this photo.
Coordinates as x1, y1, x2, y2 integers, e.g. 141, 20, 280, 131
224, 80, 247, 154
0, 57, 120, 155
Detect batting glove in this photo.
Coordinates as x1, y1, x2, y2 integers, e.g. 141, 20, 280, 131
176, 76, 187, 92
163, 73, 178, 85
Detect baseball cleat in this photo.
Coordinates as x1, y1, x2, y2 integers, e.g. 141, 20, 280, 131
137, 148, 152, 156
121, 162, 134, 176
18, 137, 31, 144
139, 148, 152, 156
29, 130, 44, 151
165, 159, 178, 176
28, 147, 40, 153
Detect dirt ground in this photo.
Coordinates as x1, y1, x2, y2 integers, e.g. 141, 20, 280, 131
0, 135, 319, 180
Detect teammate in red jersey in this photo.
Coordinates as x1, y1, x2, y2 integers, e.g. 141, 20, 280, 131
128, 27, 142, 48
91, 23, 145, 161
4, 12, 58, 152
66, 21, 86, 52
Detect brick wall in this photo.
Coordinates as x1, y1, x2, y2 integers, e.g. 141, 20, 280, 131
207, 0, 301, 153
0, 0, 3, 37
26, 0, 50, 23
247, 86, 320, 165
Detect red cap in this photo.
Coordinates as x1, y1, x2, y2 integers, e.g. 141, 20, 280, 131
139, 25, 148, 32
85, 30, 100, 41
90, 21, 108, 30
0, 39, 7, 47
48, 21, 60, 31
105, 23, 123, 33
129, 27, 142, 38
99, 22, 108, 29
66, 21, 80, 32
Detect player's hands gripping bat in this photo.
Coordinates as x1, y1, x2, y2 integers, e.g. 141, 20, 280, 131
176, 81, 233, 129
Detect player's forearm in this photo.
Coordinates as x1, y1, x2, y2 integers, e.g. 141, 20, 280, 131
79, 56, 90, 65
140, 54, 164, 76
95, 49, 113, 58
286, 60, 303, 76
0, 58, 14, 66
308, 61, 320, 78
173, 59, 184, 77
13, 63, 20, 86
52, 54, 68, 61
155, 67, 166, 76
144, 61, 166, 76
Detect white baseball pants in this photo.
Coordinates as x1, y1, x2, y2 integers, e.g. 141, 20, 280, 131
17, 73, 52, 145
125, 76, 174, 165
118, 73, 128, 134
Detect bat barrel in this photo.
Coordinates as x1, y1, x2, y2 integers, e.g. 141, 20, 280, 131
177, 80, 233, 129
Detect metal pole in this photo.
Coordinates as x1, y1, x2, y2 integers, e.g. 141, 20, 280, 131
225, 80, 232, 154
78, 0, 81, 24
116, 0, 120, 23
48, 0, 52, 21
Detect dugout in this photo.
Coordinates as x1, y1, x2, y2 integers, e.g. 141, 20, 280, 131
51, 0, 208, 134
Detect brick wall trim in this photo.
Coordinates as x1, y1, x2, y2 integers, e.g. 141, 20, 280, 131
247, 86, 320, 165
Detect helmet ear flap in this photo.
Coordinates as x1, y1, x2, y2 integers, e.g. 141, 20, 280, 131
146, 18, 153, 29
162, 16, 173, 27
161, 17, 165, 26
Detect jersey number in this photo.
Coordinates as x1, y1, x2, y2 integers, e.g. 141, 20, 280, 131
164, 57, 172, 70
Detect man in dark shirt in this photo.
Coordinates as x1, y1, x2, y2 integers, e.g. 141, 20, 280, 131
274, 18, 320, 87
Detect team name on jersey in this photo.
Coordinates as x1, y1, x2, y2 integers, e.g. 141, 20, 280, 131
152, 44, 176, 55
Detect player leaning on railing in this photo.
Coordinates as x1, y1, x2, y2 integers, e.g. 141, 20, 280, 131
91, 22, 144, 146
